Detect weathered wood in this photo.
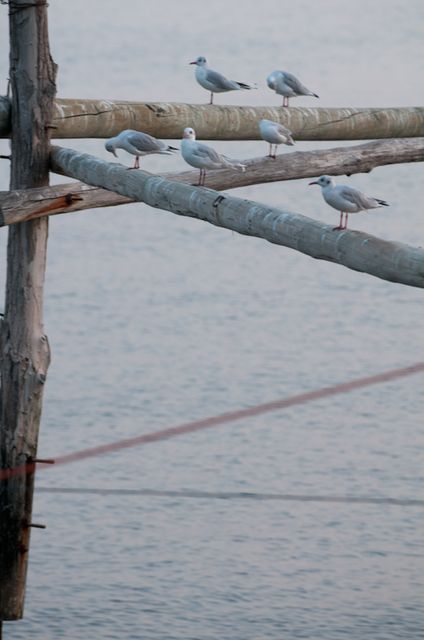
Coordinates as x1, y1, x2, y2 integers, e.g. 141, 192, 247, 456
0, 138, 423, 226
1, 96, 424, 140
0, 182, 133, 226
0, 0, 57, 621
161, 137, 424, 191
0, 98, 9, 136
48, 145, 424, 289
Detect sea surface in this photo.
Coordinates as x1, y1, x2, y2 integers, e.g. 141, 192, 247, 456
0, 1, 424, 638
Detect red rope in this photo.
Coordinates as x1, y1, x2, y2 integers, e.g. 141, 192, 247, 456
1, 361, 423, 481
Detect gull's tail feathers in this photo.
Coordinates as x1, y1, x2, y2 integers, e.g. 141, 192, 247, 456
236, 82, 258, 90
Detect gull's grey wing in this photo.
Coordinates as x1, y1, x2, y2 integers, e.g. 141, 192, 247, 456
192, 141, 223, 163
127, 131, 164, 153
281, 71, 309, 94
205, 68, 236, 91
276, 123, 293, 137
338, 185, 371, 208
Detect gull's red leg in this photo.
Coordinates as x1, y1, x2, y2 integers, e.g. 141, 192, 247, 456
333, 212, 344, 231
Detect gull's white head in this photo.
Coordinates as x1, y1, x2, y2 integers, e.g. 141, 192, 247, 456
183, 127, 196, 140
309, 175, 335, 189
105, 140, 118, 157
189, 56, 207, 67
266, 71, 281, 90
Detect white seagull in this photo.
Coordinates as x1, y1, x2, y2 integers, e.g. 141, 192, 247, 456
259, 119, 294, 158
181, 127, 246, 186
190, 56, 256, 105
267, 70, 319, 107
105, 129, 178, 169
309, 175, 389, 230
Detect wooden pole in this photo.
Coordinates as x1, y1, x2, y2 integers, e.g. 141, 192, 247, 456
0, 137, 423, 227
47, 145, 424, 289
1, 97, 424, 140
0, 0, 56, 621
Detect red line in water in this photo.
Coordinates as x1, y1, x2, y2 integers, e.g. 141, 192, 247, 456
1, 362, 424, 481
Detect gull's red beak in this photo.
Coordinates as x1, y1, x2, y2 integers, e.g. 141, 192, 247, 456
309, 181, 318, 185
189, 61, 197, 65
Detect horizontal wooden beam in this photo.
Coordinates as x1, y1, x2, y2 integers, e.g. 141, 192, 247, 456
1, 96, 424, 140
44, 145, 424, 289
1, 138, 423, 227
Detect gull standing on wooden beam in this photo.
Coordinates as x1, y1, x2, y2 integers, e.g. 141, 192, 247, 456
181, 127, 246, 186
259, 119, 295, 158
190, 56, 257, 104
105, 129, 178, 169
309, 175, 389, 230
267, 70, 319, 107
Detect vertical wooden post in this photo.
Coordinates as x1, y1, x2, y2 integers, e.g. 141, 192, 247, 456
0, 0, 56, 621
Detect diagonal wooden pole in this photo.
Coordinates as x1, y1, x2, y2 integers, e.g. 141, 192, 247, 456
46, 145, 424, 289
0, 0, 57, 621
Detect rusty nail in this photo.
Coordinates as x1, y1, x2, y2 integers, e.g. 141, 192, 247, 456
65, 193, 84, 205
23, 518, 46, 529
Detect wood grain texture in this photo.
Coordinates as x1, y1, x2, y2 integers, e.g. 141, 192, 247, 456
0, 0, 57, 621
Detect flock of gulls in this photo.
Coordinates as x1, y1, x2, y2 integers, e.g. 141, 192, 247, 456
105, 57, 389, 231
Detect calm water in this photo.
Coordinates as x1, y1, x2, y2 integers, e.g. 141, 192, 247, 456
1, 1, 424, 638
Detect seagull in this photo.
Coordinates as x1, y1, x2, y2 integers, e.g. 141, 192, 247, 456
181, 127, 246, 186
105, 129, 178, 169
309, 175, 389, 230
259, 119, 294, 158
190, 56, 256, 105
267, 70, 319, 107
